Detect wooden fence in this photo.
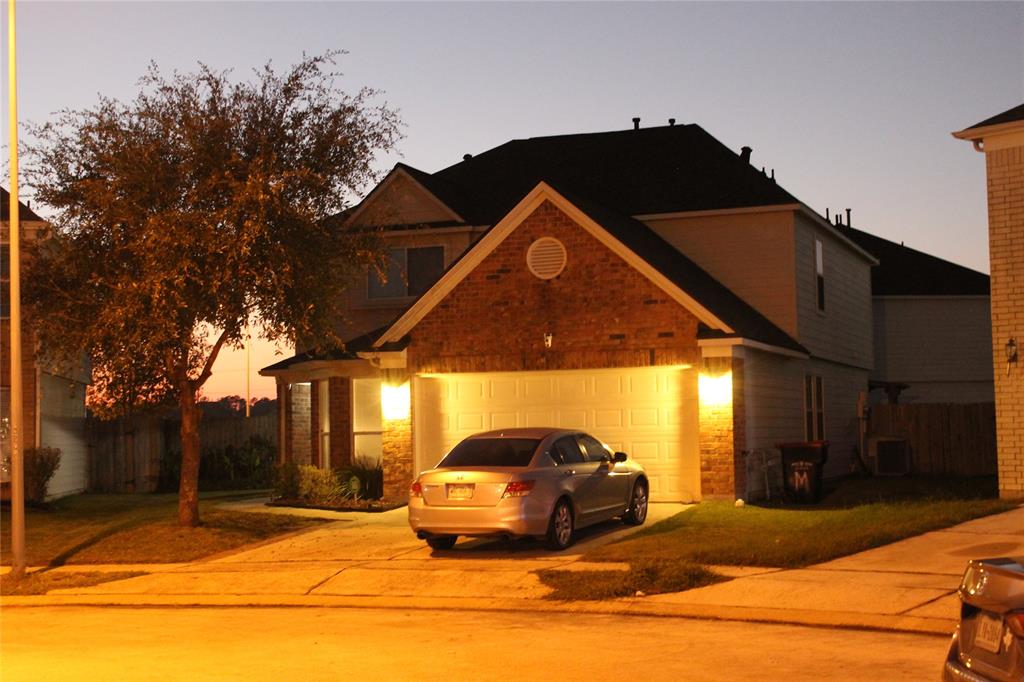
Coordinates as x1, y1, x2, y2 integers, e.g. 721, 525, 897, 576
867, 402, 997, 476
89, 412, 278, 493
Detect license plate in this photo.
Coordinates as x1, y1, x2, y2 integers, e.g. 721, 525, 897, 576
974, 612, 1004, 654
447, 484, 474, 500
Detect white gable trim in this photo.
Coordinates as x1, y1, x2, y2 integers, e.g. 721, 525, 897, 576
374, 182, 734, 348
345, 166, 464, 227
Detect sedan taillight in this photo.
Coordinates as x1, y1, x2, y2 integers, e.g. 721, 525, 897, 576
1007, 611, 1024, 638
502, 480, 535, 498
410, 481, 423, 498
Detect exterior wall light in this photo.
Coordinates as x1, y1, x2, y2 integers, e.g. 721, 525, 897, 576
698, 371, 733, 407
381, 381, 411, 421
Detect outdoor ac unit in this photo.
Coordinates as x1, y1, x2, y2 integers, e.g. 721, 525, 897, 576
869, 437, 910, 476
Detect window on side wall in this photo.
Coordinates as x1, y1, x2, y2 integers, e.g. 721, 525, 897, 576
804, 374, 825, 441
367, 246, 444, 300
815, 239, 825, 312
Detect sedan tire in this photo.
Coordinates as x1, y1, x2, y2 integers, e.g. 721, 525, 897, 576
623, 480, 648, 526
426, 535, 458, 550
545, 499, 575, 551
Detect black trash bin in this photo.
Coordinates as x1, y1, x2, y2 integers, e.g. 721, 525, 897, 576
777, 441, 829, 503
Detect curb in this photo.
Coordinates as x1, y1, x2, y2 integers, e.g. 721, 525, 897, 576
0, 592, 956, 637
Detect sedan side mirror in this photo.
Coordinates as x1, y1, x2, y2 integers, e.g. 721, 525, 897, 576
613, 451, 628, 463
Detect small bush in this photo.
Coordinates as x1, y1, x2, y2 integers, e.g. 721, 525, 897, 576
273, 460, 301, 500
337, 457, 384, 501
25, 446, 62, 503
297, 465, 345, 506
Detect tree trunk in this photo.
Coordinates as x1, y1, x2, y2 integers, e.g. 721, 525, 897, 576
178, 388, 202, 526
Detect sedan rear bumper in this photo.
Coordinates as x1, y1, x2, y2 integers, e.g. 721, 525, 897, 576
408, 495, 552, 538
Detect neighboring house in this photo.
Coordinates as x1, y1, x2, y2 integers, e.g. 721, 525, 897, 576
954, 102, 1024, 499
1, 188, 90, 500
836, 222, 993, 405
262, 121, 879, 503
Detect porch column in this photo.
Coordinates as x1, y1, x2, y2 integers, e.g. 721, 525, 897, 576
698, 354, 746, 499
327, 377, 353, 469
381, 372, 413, 501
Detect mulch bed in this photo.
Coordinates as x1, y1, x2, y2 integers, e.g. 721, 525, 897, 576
267, 498, 407, 513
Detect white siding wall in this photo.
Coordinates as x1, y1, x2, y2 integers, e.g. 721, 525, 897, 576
39, 371, 89, 499
794, 214, 874, 370
743, 350, 867, 482
872, 296, 994, 404
646, 210, 798, 336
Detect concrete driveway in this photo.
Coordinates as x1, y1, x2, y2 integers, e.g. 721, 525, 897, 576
44, 501, 685, 601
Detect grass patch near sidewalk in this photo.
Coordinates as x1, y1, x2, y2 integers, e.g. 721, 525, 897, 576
541, 476, 1017, 600
1, 492, 328, 566
539, 559, 726, 601
1, 570, 147, 596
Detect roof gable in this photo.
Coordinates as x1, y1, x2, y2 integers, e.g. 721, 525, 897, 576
375, 182, 805, 355
346, 165, 464, 228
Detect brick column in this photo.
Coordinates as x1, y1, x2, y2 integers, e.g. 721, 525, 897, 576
328, 378, 352, 469
382, 415, 413, 501
310, 380, 320, 468
289, 383, 311, 466
698, 355, 745, 499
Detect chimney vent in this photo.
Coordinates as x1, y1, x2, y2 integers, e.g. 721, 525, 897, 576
463, 153, 472, 161
740, 146, 752, 163
825, 208, 831, 222
845, 208, 852, 227
632, 117, 641, 130
668, 118, 676, 126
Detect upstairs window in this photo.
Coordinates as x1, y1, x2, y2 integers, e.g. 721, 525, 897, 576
804, 374, 825, 441
368, 246, 444, 300
815, 239, 825, 312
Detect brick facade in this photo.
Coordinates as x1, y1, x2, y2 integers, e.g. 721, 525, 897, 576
698, 356, 745, 498
309, 380, 320, 467
382, 414, 413, 500
287, 383, 311, 465
985, 144, 1024, 498
327, 377, 352, 469
407, 200, 702, 374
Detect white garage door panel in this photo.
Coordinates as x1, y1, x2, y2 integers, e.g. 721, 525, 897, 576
414, 367, 699, 502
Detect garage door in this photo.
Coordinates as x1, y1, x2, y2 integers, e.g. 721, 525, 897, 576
413, 366, 700, 502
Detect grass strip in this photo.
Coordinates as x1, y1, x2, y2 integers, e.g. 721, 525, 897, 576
1, 571, 147, 596
539, 558, 726, 600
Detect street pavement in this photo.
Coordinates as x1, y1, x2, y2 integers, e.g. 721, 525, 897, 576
3, 500, 1023, 639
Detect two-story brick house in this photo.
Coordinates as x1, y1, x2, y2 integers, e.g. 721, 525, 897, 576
2, 188, 90, 500
262, 122, 879, 502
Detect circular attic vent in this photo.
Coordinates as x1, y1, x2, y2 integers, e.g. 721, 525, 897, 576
526, 237, 567, 280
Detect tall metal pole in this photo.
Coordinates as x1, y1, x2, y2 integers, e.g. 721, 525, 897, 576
245, 329, 251, 418
7, 0, 27, 577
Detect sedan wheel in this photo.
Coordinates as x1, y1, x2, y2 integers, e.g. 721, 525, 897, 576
623, 480, 648, 526
545, 499, 574, 550
426, 535, 458, 550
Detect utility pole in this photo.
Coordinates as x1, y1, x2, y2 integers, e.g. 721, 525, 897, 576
245, 329, 251, 418
7, 0, 27, 577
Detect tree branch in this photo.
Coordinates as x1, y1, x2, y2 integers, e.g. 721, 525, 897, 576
195, 328, 230, 389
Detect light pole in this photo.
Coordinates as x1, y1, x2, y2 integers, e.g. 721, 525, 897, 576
7, 0, 27, 577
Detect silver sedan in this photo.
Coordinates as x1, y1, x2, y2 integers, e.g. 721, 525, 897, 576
408, 427, 649, 551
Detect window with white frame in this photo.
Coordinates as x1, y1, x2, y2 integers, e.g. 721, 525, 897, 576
352, 378, 383, 465
368, 246, 444, 299
804, 374, 825, 441
814, 239, 825, 312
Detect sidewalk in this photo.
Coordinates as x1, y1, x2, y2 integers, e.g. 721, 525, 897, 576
4, 503, 1022, 637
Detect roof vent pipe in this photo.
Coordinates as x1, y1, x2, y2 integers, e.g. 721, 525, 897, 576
845, 208, 852, 227
825, 208, 830, 222
668, 118, 676, 126
463, 153, 472, 161
740, 146, 752, 163
632, 117, 641, 130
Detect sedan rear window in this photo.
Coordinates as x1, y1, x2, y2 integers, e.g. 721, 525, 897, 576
438, 438, 540, 468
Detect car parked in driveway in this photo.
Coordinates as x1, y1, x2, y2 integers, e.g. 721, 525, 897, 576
408, 427, 649, 551
944, 557, 1024, 681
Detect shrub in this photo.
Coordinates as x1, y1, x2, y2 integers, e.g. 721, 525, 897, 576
159, 434, 278, 493
297, 465, 345, 506
24, 446, 62, 503
338, 456, 384, 500
273, 460, 301, 500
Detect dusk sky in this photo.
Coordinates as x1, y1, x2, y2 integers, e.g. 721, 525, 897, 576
4, 1, 1022, 399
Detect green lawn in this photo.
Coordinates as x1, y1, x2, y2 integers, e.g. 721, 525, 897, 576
539, 476, 1019, 600
0, 492, 327, 567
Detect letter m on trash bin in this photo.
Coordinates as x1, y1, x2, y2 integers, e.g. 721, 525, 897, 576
792, 469, 810, 492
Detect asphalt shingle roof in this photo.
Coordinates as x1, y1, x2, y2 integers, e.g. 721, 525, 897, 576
419, 124, 797, 224
1, 188, 43, 222
962, 103, 1024, 131
836, 224, 989, 296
